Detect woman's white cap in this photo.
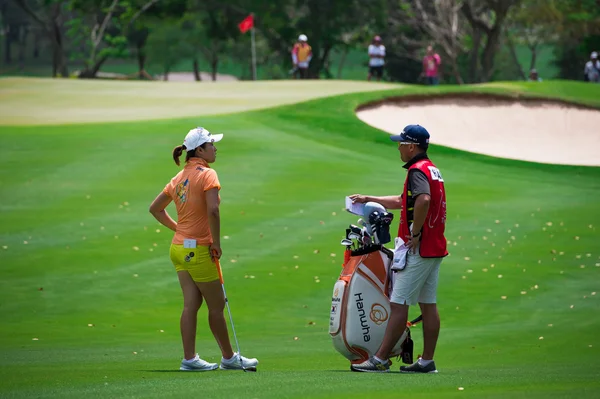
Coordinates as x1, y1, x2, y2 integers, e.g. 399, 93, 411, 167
298, 34, 308, 41
183, 127, 223, 150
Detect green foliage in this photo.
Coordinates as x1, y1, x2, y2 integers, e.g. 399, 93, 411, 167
145, 19, 193, 76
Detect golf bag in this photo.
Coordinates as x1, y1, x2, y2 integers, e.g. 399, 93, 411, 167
329, 244, 416, 366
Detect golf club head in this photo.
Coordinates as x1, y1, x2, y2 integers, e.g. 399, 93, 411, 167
243, 366, 257, 372
341, 238, 352, 246
348, 232, 361, 241
368, 211, 381, 225
361, 227, 371, 245
349, 224, 362, 236
357, 218, 373, 235
380, 212, 394, 225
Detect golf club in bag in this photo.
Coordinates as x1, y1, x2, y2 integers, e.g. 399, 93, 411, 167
330, 202, 420, 368
214, 257, 257, 372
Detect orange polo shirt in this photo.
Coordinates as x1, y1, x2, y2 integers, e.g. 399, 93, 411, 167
293, 43, 312, 62
163, 158, 221, 245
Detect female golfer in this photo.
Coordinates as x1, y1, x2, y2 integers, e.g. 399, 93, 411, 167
149, 127, 258, 371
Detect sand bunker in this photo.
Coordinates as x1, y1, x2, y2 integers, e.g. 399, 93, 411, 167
357, 96, 600, 166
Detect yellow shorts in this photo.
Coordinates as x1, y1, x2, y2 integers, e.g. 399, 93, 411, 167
170, 244, 219, 283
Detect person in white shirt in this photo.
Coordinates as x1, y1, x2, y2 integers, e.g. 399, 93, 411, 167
368, 36, 386, 81
584, 51, 600, 83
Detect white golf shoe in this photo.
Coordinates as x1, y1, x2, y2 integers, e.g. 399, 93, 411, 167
219, 352, 259, 370
180, 354, 219, 371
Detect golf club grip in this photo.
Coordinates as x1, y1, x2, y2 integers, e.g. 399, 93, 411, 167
213, 255, 225, 284
408, 315, 423, 327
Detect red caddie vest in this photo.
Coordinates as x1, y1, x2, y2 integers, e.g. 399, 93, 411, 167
398, 158, 448, 258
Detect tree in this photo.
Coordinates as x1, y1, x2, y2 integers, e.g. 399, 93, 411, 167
66, 0, 160, 78
1, 0, 31, 66
145, 18, 191, 80
461, 0, 522, 82
12, 0, 69, 77
397, 0, 468, 84
505, 0, 560, 80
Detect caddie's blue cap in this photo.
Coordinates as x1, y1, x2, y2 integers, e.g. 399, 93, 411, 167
390, 124, 430, 149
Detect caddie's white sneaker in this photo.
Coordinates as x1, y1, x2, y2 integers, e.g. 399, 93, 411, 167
350, 356, 390, 373
180, 354, 219, 371
220, 352, 259, 370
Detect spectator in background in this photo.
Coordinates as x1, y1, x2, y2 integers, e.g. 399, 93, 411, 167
528, 68, 542, 82
368, 35, 386, 81
422, 45, 441, 85
292, 34, 312, 79
584, 51, 600, 83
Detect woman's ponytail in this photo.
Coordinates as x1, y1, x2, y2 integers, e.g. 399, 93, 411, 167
173, 145, 186, 166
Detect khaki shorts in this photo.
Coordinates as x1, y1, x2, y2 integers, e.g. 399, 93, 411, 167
390, 252, 442, 305
170, 244, 219, 283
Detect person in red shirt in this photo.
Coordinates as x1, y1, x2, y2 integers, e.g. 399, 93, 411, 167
348, 124, 447, 373
422, 45, 441, 85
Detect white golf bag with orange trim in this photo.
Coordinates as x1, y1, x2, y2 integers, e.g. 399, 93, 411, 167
329, 245, 416, 366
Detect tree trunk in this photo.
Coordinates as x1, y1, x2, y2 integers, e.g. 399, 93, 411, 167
506, 32, 527, 80
163, 65, 169, 81
336, 47, 348, 79
136, 45, 146, 78
320, 45, 332, 79
4, 32, 11, 64
78, 54, 109, 78
480, 25, 502, 82
468, 28, 481, 83
211, 56, 217, 81
192, 57, 201, 81
450, 56, 464, 85
33, 31, 40, 58
529, 44, 537, 70
51, 21, 68, 77
18, 25, 28, 71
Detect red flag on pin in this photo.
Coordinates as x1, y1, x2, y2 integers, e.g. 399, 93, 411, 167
238, 14, 254, 33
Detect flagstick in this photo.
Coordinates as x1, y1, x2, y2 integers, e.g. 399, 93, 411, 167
251, 26, 257, 81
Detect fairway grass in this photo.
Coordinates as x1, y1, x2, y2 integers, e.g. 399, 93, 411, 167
0, 80, 599, 398
0, 77, 398, 126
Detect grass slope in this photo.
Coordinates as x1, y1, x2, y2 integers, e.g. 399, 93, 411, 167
0, 81, 599, 398
0, 77, 398, 126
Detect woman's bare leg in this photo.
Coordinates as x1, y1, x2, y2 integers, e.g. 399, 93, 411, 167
177, 271, 203, 360
196, 280, 234, 359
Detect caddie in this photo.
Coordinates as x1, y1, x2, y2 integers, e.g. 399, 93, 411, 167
348, 124, 448, 373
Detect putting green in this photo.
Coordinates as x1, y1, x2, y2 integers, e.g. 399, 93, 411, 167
0, 77, 399, 125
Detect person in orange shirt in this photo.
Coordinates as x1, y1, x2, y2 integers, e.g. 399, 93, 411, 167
291, 34, 312, 79
149, 127, 258, 371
